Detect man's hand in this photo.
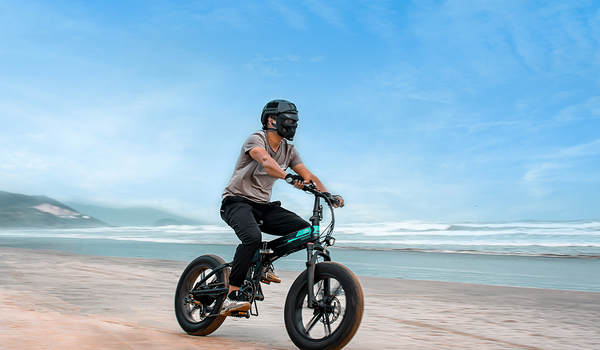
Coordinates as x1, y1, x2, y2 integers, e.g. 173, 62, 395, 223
332, 195, 344, 208
324, 192, 345, 208
285, 174, 306, 189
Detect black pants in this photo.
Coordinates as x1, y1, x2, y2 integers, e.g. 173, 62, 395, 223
220, 196, 310, 287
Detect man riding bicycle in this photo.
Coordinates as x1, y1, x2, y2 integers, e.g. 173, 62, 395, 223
219, 99, 344, 316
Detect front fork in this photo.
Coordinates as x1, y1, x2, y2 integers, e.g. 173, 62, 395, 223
306, 242, 331, 308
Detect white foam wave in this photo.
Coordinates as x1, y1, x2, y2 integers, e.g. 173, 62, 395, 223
336, 222, 451, 235
2, 221, 600, 257
334, 240, 600, 247
450, 221, 600, 229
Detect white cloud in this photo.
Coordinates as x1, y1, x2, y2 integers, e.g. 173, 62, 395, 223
553, 138, 600, 158
244, 55, 323, 77
522, 162, 563, 183
304, 0, 345, 29
245, 57, 287, 77
269, 1, 308, 30
555, 96, 600, 122
356, 1, 400, 44
0, 150, 53, 171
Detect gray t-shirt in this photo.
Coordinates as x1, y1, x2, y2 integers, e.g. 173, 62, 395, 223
222, 130, 304, 203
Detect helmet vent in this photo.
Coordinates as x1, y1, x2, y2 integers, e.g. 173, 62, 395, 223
266, 102, 279, 109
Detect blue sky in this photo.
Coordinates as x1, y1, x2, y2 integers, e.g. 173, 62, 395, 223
1, 0, 599, 223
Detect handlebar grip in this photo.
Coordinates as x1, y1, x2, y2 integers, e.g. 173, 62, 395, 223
285, 173, 304, 185
323, 192, 341, 206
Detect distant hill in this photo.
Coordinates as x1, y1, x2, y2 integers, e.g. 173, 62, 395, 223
0, 191, 109, 228
65, 203, 203, 227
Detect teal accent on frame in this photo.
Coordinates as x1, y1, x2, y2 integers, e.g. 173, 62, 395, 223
286, 226, 319, 243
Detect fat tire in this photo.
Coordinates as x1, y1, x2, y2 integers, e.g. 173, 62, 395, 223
174, 254, 229, 336
284, 262, 364, 350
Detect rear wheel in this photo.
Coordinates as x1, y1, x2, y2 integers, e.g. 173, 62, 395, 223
284, 262, 364, 350
174, 254, 229, 335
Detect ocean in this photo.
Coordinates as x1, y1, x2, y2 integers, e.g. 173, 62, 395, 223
1, 220, 600, 291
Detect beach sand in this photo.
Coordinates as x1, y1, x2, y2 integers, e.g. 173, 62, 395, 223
1, 247, 599, 349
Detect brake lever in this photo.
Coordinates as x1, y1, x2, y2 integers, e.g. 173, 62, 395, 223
302, 180, 316, 192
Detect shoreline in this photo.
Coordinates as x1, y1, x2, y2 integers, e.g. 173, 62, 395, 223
1, 246, 599, 349
2, 229, 599, 259
2, 236, 600, 292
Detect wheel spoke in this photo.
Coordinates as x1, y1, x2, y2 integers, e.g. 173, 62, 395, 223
305, 312, 322, 334
200, 270, 208, 286
323, 312, 332, 336
314, 280, 324, 299
330, 283, 343, 298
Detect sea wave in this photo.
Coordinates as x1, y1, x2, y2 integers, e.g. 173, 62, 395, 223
2, 220, 599, 258
331, 246, 600, 259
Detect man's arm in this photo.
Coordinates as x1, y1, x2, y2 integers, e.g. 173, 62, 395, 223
248, 147, 287, 179
293, 164, 345, 207
248, 148, 344, 207
291, 164, 328, 192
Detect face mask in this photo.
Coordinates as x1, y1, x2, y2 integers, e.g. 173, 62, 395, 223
274, 113, 299, 141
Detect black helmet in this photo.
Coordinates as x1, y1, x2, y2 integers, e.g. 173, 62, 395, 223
261, 99, 299, 141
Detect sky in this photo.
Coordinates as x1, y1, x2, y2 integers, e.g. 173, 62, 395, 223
1, 0, 599, 224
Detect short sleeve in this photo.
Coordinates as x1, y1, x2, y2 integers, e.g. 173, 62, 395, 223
243, 133, 267, 154
288, 146, 304, 169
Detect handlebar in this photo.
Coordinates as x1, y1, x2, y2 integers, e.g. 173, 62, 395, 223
301, 182, 341, 207
285, 174, 341, 207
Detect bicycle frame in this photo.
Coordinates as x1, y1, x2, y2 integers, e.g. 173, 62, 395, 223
190, 186, 335, 315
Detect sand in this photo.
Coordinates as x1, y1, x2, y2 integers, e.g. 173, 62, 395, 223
1, 247, 599, 349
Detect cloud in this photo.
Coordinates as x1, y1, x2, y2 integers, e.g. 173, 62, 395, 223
552, 138, 600, 158
355, 1, 401, 44
191, 5, 257, 31
304, 0, 345, 29
519, 162, 564, 198
555, 96, 600, 122
0, 89, 198, 195
269, 1, 308, 30
0, 151, 53, 171
244, 55, 323, 77
245, 57, 288, 77
522, 162, 563, 183
519, 137, 600, 197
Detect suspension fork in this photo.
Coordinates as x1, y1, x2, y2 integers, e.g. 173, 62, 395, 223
306, 242, 331, 308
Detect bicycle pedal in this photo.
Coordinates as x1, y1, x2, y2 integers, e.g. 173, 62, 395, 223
259, 249, 274, 254
230, 310, 250, 319
260, 279, 271, 285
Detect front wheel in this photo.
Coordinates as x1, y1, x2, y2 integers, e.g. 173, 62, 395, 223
284, 262, 364, 350
174, 254, 229, 336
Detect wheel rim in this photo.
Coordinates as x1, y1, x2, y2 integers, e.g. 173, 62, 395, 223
180, 267, 222, 323
294, 275, 347, 340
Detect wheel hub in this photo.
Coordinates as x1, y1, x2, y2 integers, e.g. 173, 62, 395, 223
313, 296, 341, 324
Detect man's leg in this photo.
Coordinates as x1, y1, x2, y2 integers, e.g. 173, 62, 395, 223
220, 200, 261, 315
260, 203, 311, 236
221, 200, 262, 288
259, 203, 311, 283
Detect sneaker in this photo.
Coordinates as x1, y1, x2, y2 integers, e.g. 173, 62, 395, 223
261, 267, 281, 284
220, 298, 251, 316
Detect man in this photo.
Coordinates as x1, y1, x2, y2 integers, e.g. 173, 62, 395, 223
219, 99, 344, 316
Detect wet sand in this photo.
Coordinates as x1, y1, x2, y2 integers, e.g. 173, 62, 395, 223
1, 247, 599, 349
